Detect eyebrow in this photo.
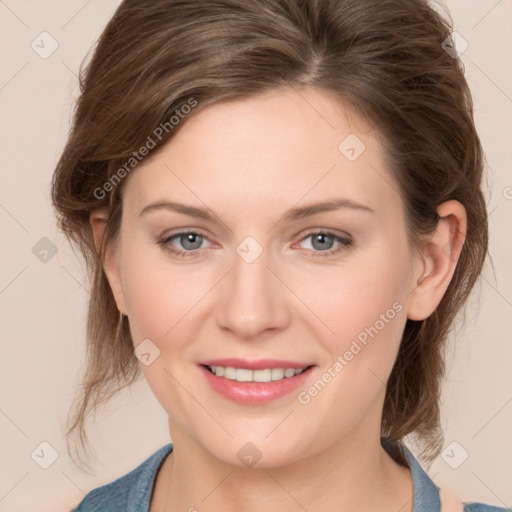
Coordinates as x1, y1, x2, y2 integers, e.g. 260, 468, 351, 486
139, 197, 374, 221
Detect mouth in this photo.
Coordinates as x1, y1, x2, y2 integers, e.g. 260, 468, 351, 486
197, 359, 317, 404
201, 364, 314, 382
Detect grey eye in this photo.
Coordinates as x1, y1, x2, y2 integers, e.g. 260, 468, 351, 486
308, 233, 335, 251
177, 233, 204, 250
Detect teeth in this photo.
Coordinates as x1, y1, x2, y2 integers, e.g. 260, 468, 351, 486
207, 365, 307, 382
271, 368, 284, 380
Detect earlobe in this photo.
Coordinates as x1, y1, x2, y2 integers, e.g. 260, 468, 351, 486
406, 200, 467, 321
89, 208, 127, 315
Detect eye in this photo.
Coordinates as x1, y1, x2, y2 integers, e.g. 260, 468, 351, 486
295, 231, 353, 257
157, 230, 212, 258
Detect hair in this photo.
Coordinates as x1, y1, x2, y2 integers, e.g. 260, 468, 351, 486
51, 0, 489, 471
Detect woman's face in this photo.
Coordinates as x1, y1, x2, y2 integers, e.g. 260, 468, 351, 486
109, 87, 425, 467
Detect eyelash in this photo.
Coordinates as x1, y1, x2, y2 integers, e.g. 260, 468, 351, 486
156, 229, 353, 259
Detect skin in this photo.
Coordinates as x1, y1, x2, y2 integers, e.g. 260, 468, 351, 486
90, 86, 466, 512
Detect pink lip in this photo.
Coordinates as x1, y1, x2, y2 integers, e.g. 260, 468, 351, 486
199, 358, 313, 370
198, 363, 316, 405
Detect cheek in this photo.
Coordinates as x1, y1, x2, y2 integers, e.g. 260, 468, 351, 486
120, 243, 211, 344
310, 252, 410, 344
306, 245, 412, 391
120, 249, 208, 415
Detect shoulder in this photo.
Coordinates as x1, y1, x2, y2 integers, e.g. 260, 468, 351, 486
397, 442, 508, 512
70, 443, 173, 512
464, 504, 510, 512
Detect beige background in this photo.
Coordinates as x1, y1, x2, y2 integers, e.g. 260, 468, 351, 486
0, 1, 511, 510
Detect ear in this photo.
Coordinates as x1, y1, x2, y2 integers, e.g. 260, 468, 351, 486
90, 208, 127, 315
407, 200, 467, 321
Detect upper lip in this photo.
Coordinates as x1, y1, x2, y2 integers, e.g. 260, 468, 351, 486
199, 358, 315, 370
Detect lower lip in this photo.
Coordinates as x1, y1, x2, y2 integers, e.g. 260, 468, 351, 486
198, 365, 315, 405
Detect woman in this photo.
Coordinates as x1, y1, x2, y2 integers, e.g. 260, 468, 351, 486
51, 0, 507, 510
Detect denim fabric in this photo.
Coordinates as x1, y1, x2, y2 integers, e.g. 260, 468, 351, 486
71, 443, 509, 511
71, 444, 173, 512
402, 446, 509, 512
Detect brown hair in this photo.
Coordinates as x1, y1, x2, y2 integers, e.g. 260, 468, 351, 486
51, 0, 489, 471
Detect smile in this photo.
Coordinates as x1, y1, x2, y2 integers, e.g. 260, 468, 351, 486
204, 365, 309, 382
198, 361, 316, 404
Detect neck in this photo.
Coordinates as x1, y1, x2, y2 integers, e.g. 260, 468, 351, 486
159, 424, 413, 512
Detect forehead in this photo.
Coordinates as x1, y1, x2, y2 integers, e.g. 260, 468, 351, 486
123, 87, 402, 222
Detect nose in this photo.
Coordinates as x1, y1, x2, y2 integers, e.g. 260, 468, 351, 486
215, 244, 291, 341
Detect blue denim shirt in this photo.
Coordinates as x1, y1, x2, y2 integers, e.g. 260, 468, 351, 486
71, 443, 508, 511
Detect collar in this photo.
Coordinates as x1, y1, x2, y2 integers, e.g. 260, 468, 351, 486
403, 444, 441, 512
